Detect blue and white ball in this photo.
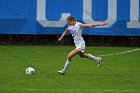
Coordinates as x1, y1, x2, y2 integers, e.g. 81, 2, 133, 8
25, 67, 35, 75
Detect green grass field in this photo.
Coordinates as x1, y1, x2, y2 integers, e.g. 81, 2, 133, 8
0, 46, 139, 93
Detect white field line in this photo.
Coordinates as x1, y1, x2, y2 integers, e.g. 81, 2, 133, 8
104, 89, 136, 92
1, 88, 136, 92
100, 48, 140, 57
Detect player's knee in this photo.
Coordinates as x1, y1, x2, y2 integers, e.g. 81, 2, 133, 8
79, 54, 85, 58
67, 53, 73, 59
67, 54, 73, 61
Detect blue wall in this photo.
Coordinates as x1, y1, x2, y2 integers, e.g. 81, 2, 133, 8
0, 0, 140, 36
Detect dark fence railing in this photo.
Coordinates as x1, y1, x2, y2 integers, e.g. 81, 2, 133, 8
0, 35, 139, 47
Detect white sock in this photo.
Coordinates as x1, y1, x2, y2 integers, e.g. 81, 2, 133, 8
87, 54, 98, 61
63, 60, 71, 71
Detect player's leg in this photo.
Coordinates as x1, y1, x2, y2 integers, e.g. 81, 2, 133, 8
78, 52, 99, 60
78, 52, 102, 68
58, 48, 80, 75
63, 48, 79, 71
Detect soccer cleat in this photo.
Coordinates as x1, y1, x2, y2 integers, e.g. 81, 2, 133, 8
96, 57, 102, 68
58, 69, 65, 75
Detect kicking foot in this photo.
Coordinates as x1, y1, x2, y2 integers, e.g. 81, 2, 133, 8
96, 57, 102, 68
58, 69, 65, 75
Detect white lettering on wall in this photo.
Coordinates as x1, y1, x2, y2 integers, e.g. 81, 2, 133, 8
127, 0, 140, 28
83, 0, 117, 28
36, 0, 70, 27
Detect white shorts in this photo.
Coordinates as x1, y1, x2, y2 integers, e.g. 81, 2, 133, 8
75, 41, 85, 52
76, 46, 85, 52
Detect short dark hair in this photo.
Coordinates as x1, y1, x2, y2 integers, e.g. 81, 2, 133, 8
66, 16, 76, 21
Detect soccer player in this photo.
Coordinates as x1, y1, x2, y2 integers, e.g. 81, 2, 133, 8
58, 16, 106, 75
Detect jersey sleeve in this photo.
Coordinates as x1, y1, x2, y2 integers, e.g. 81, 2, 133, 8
77, 22, 82, 28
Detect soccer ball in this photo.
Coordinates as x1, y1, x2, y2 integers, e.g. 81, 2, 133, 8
25, 67, 35, 75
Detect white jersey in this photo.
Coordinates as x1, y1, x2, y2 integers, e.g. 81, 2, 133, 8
67, 22, 85, 52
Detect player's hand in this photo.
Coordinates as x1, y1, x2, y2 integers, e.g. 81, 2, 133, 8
102, 23, 107, 26
58, 37, 62, 42
105, 23, 108, 25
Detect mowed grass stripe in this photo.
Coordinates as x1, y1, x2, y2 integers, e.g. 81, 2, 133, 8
0, 46, 139, 93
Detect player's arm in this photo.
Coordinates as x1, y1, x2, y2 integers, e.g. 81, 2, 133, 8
58, 29, 69, 41
79, 23, 106, 28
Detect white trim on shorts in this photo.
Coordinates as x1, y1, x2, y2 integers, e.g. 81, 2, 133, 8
76, 46, 85, 52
